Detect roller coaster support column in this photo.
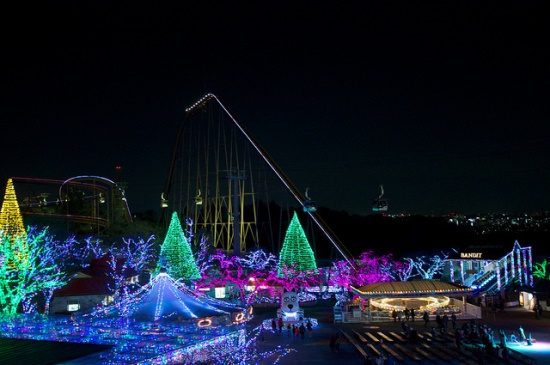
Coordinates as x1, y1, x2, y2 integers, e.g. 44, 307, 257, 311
227, 170, 246, 256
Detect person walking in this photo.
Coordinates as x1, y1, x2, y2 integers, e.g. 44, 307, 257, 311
299, 323, 306, 339
335, 333, 341, 353
423, 311, 430, 329
451, 312, 457, 330
519, 325, 526, 343
286, 323, 291, 337
306, 319, 313, 338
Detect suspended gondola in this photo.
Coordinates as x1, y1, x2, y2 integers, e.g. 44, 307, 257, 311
303, 187, 317, 212
372, 184, 388, 212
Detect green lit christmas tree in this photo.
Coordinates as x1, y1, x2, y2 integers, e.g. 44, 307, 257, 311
278, 211, 318, 275
158, 212, 201, 281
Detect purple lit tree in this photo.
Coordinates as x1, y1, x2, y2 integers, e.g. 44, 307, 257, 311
327, 251, 397, 290
210, 250, 253, 303
354, 251, 394, 285
269, 263, 319, 292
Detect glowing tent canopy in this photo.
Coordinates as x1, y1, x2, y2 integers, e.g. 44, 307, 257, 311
93, 271, 249, 324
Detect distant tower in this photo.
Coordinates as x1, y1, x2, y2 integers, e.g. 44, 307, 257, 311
278, 212, 318, 276
0, 178, 27, 241
115, 165, 127, 191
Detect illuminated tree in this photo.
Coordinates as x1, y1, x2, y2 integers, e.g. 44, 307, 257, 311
404, 251, 449, 280
82, 235, 156, 309
270, 264, 319, 292
278, 212, 318, 276
533, 259, 549, 280
0, 178, 26, 241
354, 251, 394, 285
0, 227, 80, 316
385, 259, 414, 282
237, 249, 278, 272
158, 212, 200, 281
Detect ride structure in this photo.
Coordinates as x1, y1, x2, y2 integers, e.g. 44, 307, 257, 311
161, 93, 354, 266
10, 175, 132, 235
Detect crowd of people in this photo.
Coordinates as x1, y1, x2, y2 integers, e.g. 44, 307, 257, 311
268, 317, 313, 340
390, 308, 535, 364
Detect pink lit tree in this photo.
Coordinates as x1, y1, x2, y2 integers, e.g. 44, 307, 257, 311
354, 251, 394, 285
210, 250, 255, 303
328, 250, 396, 290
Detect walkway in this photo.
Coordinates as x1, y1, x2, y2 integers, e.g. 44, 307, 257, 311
248, 303, 550, 365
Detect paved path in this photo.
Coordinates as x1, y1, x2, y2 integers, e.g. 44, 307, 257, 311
248, 303, 550, 364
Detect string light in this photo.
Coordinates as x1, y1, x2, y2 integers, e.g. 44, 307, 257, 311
278, 212, 318, 276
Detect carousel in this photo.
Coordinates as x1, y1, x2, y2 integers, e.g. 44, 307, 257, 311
350, 280, 474, 322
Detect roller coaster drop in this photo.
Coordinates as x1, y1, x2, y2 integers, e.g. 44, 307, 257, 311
162, 94, 354, 266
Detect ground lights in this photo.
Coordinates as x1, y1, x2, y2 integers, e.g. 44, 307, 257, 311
0, 313, 257, 364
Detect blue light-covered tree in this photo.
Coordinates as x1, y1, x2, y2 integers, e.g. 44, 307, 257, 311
404, 251, 449, 280
0, 227, 83, 315
278, 212, 318, 276
158, 212, 201, 281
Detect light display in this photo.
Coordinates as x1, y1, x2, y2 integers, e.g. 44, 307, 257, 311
237, 249, 278, 271
0, 313, 248, 364
403, 252, 449, 280
278, 212, 318, 276
445, 241, 533, 290
89, 271, 249, 324
0, 227, 78, 316
528, 247, 534, 287
517, 247, 523, 286
533, 259, 548, 280
370, 296, 450, 311
0, 270, 295, 365
158, 212, 201, 281
0, 178, 26, 241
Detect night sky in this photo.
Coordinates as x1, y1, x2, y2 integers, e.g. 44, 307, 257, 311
2, 2, 549, 216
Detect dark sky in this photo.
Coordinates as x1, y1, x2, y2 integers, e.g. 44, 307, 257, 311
2, 2, 549, 216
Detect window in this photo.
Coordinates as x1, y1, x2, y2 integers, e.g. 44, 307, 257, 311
67, 300, 80, 312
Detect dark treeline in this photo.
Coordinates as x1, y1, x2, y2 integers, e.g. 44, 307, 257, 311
253, 202, 550, 261
26, 200, 550, 263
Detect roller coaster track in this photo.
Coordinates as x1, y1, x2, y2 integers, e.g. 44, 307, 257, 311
12, 176, 132, 233
162, 93, 355, 267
